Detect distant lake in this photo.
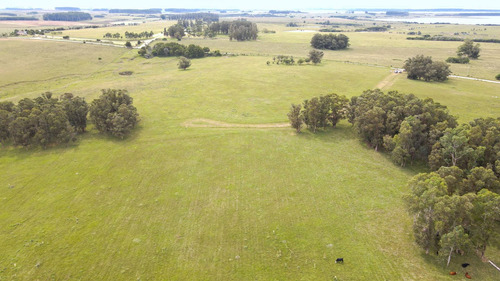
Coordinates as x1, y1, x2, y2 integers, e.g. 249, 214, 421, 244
377, 16, 500, 25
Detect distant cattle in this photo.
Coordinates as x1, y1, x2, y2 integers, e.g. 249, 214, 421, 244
465, 272, 472, 279
449, 272, 456, 275
335, 258, 344, 263
462, 263, 470, 268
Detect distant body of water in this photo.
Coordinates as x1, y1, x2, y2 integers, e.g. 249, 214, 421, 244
377, 16, 500, 25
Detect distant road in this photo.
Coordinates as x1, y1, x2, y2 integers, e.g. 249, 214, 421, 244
450, 75, 500, 84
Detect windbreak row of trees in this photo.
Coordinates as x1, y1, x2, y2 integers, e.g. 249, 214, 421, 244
0, 90, 139, 148
140, 42, 220, 59
109, 9, 162, 14
166, 13, 219, 22
43, 12, 92, 21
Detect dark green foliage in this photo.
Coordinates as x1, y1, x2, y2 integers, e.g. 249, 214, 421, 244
446, 57, 470, 64
124, 31, 154, 39
177, 57, 191, 70
291, 93, 349, 133
308, 50, 324, 64
310, 33, 349, 50
430, 117, 500, 175
2, 93, 75, 147
405, 166, 500, 260
125, 41, 132, 48
168, 24, 185, 40
228, 20, 258, 41
349, 89, 456, 155
496, 74, 500, 80
457, 39, 481, 59
287, 104, 303, 133
403, 55, 451, 82
60, 93, 88, 133
151, 42, 186, 57
0, 16, 38, 21
43, 12, 92, 21
89, 89, 139, 138
274, 55, 295, 65
186, 44, 205, 58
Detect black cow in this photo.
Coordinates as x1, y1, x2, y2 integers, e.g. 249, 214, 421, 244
462, 263, 470, 268
335, 258, 344, 263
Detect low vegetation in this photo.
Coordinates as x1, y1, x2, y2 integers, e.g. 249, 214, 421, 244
140, 42, 219, 59
457, 39, 481, 59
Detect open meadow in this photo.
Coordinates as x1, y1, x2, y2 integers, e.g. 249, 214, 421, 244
0, 13, 499, 280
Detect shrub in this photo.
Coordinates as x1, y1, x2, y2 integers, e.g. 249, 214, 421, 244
446, 57, 470, 64
496, 73, 500, 80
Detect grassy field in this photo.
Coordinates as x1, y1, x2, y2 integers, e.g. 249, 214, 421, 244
0, 16, 499, 280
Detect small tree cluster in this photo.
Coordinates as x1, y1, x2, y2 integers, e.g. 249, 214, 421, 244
229, 20, 258, 41
288, 93, 349, 133
404, 55, 451, 82
0, 92, 89, 148
405, 166, 499, 265
308, 50, 324, 64
457, 39, 481, 59
124, 31, 154, 39
310, 33, 349, 50
167, 24, 186, 40
349, 89, 457, 156
89, 89, 139, 139
142, 42, 218, 59
177, 57, 191, 70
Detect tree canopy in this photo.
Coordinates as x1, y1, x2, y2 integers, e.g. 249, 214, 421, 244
310, 33, 349, 50
457, 40, 481, 59
403, 55, 451, 82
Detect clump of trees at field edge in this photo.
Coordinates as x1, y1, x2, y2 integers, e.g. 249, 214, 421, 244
0, 90, 139, 148
288, 89, 500, 266
310, 33, 349, 50
404, 55, 450, 82
139, 42, 221, 59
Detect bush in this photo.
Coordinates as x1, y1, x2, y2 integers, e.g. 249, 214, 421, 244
178, 56, 191, 70
89, 89, 139, 138
496, 73, 500, 80
446, 56, 470, 64
125, 41, 132, 48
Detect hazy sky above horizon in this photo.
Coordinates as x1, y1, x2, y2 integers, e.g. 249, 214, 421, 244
4, 0, 500, 10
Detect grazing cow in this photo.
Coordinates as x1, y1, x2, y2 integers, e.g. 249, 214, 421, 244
335, 258, 344, 263
465, 272, 471, 279
462, 263, 470, 268
449, 272, 457, 275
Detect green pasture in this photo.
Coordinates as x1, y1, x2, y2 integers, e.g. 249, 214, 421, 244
0, 19, 499, 281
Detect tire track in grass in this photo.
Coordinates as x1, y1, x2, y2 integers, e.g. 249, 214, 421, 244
182, 118, 289, 128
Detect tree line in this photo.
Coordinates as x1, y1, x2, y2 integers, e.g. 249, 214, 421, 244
288, 89, 500, 265
407, 35, 500, 44
0, 89, 139, 148
310, 33, 349, 50
139, 42, 221, 59
165, 13, 219, 22
108, 9, 162, 14
43, 12, 92, 21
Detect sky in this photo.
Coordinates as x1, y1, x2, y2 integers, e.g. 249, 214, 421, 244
3, 0, 500, 10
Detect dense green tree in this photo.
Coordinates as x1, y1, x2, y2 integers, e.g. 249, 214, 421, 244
185, 44, 205, 58
302, 97, 322, 133
30, 104, 74, 148
457, 39, 481, 59
287, 104, 303, 133
308, 50, 324, 64
439, 226, 471, 266
434, 125, 475, 168
0, 101, 14, 142
470, 189, 500, 258
178, 56, 191, 70
89, 89, 139, 138
8, 116, 34, 146
310, 33, 349, 50
125, 41, 132, 48
319, 93, 349, 128
168, 24, 185, 40
228, 20, 258, 41
404, 55, 450, 82
60, 93, 88, 133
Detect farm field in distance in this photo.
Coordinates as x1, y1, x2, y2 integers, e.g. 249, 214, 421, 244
0, 8, 499, 280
